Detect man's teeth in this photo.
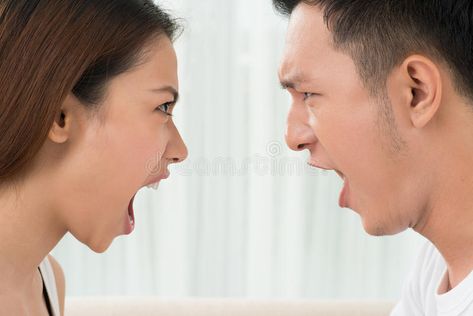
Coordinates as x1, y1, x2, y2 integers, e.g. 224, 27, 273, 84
146, 182, 160, 190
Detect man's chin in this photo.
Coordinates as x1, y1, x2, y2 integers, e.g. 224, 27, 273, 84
360, 216, 407, 236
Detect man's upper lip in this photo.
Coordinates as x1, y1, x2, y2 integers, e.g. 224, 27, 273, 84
308, 162, 344, 179
144, 170, 170, 186
334, 170, 345, 179
308, 162, 331, 170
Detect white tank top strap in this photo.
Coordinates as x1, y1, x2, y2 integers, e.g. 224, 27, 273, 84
38, 256, 61, 316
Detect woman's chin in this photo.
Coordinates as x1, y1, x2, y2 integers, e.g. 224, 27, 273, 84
85, 237, 114, 253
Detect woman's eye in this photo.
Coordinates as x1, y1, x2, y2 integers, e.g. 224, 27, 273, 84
303, 92, 314, 101
156, 102, 174, 116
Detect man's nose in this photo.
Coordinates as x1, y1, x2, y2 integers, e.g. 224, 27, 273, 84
285, 105, 317, 152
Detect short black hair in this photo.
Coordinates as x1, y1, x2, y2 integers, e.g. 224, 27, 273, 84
273, 0, 473, 100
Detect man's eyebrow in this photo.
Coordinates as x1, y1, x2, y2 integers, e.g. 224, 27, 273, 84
149, 86, 179, 103
279, 73, 306, 90
280, 80, 296, 90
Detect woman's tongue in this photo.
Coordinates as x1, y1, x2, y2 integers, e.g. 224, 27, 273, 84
128, 195, 135, 226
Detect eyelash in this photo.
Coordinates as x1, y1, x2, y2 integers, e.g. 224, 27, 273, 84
156, 102, 175, 116
303, 92, 314, 101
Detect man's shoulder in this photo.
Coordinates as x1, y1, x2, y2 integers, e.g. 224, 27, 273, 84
390, 240, 446, 315
407, 240, 446, 296
414, 240, 445, 276
417, 240, 441, 264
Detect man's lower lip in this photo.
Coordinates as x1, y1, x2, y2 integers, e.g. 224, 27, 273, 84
339, 180, 350, 208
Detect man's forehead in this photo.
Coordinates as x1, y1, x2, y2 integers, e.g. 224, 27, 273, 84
287, 2, 328, 39
279, 4, 335, 86
279, 44, 325, 87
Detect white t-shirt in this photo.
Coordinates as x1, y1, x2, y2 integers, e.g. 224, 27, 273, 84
391, 241, 473, 315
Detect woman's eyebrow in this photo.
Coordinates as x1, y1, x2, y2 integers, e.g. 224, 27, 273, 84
149, 86, 179, 102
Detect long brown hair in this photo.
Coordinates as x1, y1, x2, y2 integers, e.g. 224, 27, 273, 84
0, 0, 181, 185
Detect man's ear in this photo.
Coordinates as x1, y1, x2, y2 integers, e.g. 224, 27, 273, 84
399, 55, 443, 128
48, 94, 75, 144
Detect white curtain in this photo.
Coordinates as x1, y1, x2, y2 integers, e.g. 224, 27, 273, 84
51, 0, 425, 299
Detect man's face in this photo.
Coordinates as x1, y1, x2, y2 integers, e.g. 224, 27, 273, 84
278, 3, 428, 235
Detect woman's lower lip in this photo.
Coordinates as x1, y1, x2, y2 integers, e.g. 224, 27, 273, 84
124, 195, 135, 235
339, 180, 350, 208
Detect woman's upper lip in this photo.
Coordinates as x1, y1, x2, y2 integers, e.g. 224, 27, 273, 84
144, 170, 170, 186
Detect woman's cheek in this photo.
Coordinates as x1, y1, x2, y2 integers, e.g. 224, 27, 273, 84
144, 145, 166, 176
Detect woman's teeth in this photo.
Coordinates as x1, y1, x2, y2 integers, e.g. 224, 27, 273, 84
129, 213, 134, 225
146, 182, 160, 190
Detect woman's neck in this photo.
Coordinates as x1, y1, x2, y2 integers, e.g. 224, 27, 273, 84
0, 179, 66, 294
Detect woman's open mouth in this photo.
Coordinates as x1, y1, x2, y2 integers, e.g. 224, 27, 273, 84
123, 171, 170, 235
124, 194, 136, 235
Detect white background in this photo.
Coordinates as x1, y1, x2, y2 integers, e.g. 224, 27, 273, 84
52, 0, 425, 299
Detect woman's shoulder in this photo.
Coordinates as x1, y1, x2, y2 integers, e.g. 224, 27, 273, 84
45, 254, 65, 316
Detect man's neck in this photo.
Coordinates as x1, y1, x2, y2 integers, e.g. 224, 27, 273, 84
415, 159, 473, 290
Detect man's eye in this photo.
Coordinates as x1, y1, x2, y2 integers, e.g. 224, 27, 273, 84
156, 102, 174, 116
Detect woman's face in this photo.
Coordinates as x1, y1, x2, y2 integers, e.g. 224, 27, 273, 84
50, 37, 187, 252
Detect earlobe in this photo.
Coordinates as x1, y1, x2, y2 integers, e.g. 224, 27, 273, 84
403, 55, 442, 128
48, 110, 69, 144
48, 93, 81, 144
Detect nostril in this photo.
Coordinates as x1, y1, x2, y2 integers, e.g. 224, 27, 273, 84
297, 144, 306, 150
